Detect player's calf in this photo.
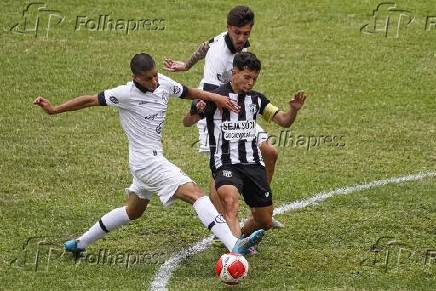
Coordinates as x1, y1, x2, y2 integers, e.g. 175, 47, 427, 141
259, 142, 278, 184
174, 182, 207, 204
216, 185, 241, 236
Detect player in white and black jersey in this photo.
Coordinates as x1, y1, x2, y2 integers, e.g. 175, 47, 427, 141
164, 5, 283, 228
33, 53, 265, 256
190, 52, 306, 238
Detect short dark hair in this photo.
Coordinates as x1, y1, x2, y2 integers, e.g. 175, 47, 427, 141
130, 53, 155, 75
233, 52, 261, 72
227, 6, 255, 27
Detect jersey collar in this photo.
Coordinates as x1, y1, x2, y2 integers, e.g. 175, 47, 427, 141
133, 80, 159, 94
224, 33, 250, 54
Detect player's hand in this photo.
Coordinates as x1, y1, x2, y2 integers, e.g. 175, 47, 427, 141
163, 58, 187, 72
213, 95, 240, 113
33, 96, 56, 115
290, 91, 307, 111
196, 100, 206, 113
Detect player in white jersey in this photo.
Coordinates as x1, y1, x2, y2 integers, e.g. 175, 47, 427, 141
33, 53, 264, 256
164, 6, 283, 229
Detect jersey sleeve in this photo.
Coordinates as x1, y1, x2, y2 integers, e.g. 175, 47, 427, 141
258, 93, 279, 122
97, 84, 130, 108
159, 74, 188, 99
202, 46, 226, 86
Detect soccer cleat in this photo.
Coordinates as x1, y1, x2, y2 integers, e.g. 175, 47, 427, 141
232, 229, 265, 256
64, 239, 85, 255
272, 218, 285, 229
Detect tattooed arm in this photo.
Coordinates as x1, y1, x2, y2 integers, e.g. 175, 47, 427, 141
163, 41, 210, 72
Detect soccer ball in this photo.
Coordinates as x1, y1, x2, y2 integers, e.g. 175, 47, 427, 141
215, 252, 249, 285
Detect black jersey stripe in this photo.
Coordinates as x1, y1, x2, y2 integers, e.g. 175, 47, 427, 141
220, 109, 231, 165
238, 94, 248, 164
251, 93, 259, 120
250, 93, 261, 164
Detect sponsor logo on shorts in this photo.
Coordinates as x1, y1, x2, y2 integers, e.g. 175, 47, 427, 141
109, 96, 119, 104
222, 170, 232, 178
265, 192, 270, 197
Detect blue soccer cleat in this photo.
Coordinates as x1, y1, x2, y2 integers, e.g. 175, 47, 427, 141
232, 229, 265, 256
64, 239, 85, 255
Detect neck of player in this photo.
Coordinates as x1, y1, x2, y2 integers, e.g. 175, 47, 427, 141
230, 82, 245, 94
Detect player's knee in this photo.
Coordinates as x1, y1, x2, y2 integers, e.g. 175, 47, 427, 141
222, 195, 239, 214
126, 206, 145, 220
263, 144, 278, 164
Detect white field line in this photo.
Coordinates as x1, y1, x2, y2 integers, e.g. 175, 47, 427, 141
149, 171, 436, 291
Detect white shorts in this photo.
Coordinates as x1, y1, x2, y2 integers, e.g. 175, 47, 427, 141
126, 154, 193, 207
197, 120, 268, 155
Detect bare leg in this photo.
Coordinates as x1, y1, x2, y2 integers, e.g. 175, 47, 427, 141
259, 141, 278, 184
216, 185, 242, 237
75, 193, 148, 249
241, 206, 273, 237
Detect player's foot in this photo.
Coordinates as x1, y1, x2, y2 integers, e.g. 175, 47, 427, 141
64, 239, 85, 255
232, 229, 265, 256
272, 218, 285, 229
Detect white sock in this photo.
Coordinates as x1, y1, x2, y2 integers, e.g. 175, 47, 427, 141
77, 206, 130, 249
193, 196, 238, 251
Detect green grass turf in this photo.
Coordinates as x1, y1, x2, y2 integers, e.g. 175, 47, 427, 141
1, 0, 435, 290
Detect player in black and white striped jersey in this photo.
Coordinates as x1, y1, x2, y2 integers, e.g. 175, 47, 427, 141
185, 52, 306, 238
164, 5, 284, 229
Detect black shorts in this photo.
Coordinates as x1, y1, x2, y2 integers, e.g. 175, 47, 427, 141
213, 164, 272, 208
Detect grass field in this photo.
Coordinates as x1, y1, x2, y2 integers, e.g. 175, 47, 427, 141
1, 0, 435, 290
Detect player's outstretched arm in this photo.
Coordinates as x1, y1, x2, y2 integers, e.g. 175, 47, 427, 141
272, 91, 307, 128
184, 88, 240, 113
33, 95, 99, 115
163, 41, 210, 72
